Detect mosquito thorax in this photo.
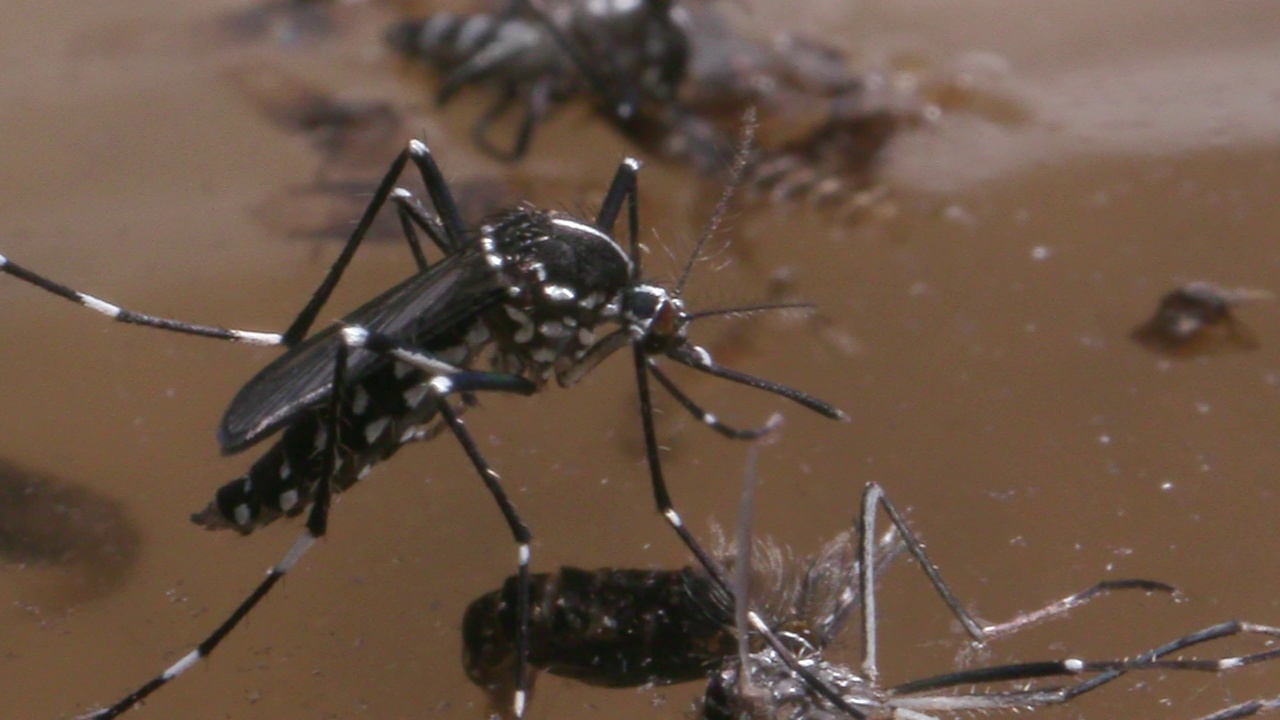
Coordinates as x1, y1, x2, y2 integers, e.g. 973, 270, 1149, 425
481, 208, 633, 377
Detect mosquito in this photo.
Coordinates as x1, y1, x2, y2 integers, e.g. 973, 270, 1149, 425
386, 0, 691, 160
0, 114, 843, 718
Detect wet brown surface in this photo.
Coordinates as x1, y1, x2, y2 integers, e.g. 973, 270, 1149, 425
2, 1, 1280, 719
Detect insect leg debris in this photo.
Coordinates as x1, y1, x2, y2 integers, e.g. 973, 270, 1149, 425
706, 471, 1280, 720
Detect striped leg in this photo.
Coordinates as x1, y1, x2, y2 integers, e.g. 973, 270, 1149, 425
0, 253, 283, 345
84, 327, 538, 718
344, 326, 538, 718
889, 619, 1280, 718
856, 481, 1176, 685
1, 139, 462, 349
79, 336, 355, 719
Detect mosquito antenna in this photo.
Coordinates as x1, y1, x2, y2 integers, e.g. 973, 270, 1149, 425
687, 301, 816, 323
674, 106, 758, 297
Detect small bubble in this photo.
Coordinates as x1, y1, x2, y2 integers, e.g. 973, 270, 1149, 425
1030, 246, 1051, 261
1098, 434, 1111, 445
1161, 481, 1174, 491
943, 204, 975, 226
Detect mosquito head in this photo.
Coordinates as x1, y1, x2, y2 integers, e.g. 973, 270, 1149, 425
623, 282, 691, 352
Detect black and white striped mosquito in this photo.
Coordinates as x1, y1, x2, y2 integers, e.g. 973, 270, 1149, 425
386, 0, 692, 160
0, 119, 843, 719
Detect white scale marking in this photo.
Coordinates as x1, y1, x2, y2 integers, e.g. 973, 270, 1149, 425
279, 459, 291, 479
429, 376, 454, 395
279, 489, 299, 512
466, 322, 491, 347
364, 417, 390, 444
78, 294, 122, 318
539, 321, 571, 339
505, 304, 533, 327
456, 14, 491, 49
342, 326, 370, 347
278, 532, 318, 572
352, 386, 370, 415
230, 330, 284, 346
542, 284, 576, 303
162, 649, 203, 680
663, 508, 683, 527
404, 383, 430, 408
234, 504, 252, 527
531, 347, 556, 364
438, 344, 467, 365
577, 327, 596, 346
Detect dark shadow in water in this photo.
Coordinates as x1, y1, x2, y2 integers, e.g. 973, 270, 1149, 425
0, 458, 141, 607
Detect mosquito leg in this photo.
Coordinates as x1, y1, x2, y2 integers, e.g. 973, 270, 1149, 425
472, 87, 525, 163
285, 139, 464, 345
889, 621, 1280, 720
432, 384, 534, 720
83, 342, 352, 719
594, 157, 640, 263
647, 360, 782, 439
0, 253, 283, 345
666, 343, 848, 420
390, 191, 436, 271
631, 344, 869, 719
342, 326, 536, 718
862, 481, 1177, 671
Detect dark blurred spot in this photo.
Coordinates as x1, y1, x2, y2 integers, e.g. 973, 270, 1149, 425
215, 0, 337, 47
0, 458, 141, 605
1132, 282, 1272, 357
228, 66, 520, 243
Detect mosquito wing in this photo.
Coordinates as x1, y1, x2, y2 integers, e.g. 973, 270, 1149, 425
218, 248, 504, 453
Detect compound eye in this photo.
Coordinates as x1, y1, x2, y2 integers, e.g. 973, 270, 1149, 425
651, 298, 679, 338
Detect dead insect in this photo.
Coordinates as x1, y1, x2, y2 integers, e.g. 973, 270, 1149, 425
386, 0, 691, 160
704, 467, 1280, 720
1131, 281, 1272, 356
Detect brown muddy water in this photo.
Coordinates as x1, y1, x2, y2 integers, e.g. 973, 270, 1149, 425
2, 1, 1280, 719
